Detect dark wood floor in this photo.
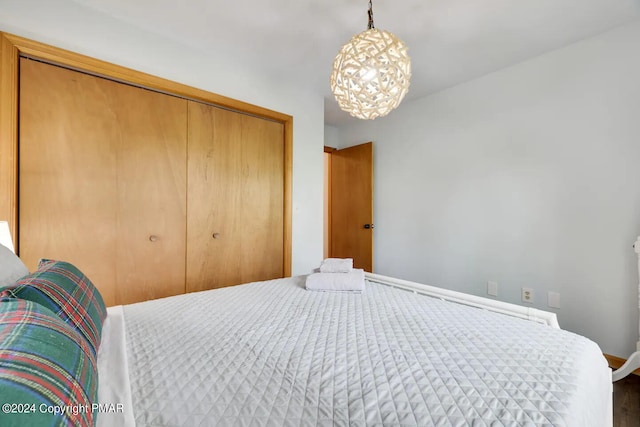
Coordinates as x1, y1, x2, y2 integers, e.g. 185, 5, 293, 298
614, 374, 640, 427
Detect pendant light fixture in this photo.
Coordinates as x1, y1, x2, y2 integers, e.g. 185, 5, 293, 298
330, 0, 411, 120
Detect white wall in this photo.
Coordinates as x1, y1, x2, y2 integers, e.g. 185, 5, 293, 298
338, 20, 640, 357
324, 125, 340, 148
0, 0, 324, 275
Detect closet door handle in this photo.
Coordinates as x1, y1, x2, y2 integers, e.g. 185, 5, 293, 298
149, 235, 158, 242
212, 233, 221, 239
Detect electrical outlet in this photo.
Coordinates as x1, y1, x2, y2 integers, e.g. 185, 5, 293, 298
521, 287, 534, 304
487, 281, 498, 297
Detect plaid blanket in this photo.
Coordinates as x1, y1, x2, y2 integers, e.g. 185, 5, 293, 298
0, 298, 98, 427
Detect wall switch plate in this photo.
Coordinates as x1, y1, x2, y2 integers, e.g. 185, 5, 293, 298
487, 281, 498, 297
521, 287, 534, 304
547, 291, 561, 309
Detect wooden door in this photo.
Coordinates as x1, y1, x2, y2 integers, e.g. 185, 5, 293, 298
19, 58, 187, 306
238, 112, 284, 283
330, 142, 374, 272
20, 59, 118, 303
186, 102, 284, 292
112, 74, 187, 305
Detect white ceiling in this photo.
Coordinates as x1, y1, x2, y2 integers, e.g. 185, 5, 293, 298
71, 0, 640, 126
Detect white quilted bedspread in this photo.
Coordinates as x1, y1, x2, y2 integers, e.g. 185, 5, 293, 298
118, 276, 609, 426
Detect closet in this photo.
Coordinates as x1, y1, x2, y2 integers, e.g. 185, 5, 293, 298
18, 58, 286, 306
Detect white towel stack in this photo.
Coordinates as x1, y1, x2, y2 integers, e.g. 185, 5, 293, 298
305, 258, 365, 292
319, 258, 353, 273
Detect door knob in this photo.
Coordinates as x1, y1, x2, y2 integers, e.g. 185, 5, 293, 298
363, 224, 375, 229
149, 235, 158, 242
212, 233, 221, 239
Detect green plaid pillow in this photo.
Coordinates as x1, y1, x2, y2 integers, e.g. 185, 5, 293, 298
3, 260, 107, 356
0, 298, 97, 427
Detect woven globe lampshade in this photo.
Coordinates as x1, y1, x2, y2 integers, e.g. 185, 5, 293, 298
330, 2, 411, 120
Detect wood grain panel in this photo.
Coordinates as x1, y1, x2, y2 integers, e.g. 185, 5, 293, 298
330, 142, 374, 272
282, 120, 293, 276
20, 59, 187, 306
19, 59, 118, 303
239, 114, 284, 283
187, 102, 284, 292
113, 81, 187, 305
324, 152, 331, 259
187, 103, 244, 291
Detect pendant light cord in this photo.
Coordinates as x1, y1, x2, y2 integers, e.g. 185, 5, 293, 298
367, 0, 375, 29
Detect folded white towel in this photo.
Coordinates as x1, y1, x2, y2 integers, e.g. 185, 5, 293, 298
305, 269, 365, 292
319, 258, 353, 273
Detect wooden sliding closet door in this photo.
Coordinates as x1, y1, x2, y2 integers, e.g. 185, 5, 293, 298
238, 111, 284, 283
187, 102, 284, 292
19, 59, 118, 303
19, 58, 187, 306
112, 72, 187, 305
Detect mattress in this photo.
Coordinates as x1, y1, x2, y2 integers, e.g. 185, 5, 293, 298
97, 276, 611, 426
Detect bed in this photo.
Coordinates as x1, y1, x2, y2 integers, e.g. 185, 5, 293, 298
0, 246, 612, 426
95, 273, 613, 427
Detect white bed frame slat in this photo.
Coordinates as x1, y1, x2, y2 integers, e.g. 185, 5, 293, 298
365, 272, 561, 328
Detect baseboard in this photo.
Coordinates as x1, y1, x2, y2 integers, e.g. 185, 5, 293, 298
604, 353, 640, 376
